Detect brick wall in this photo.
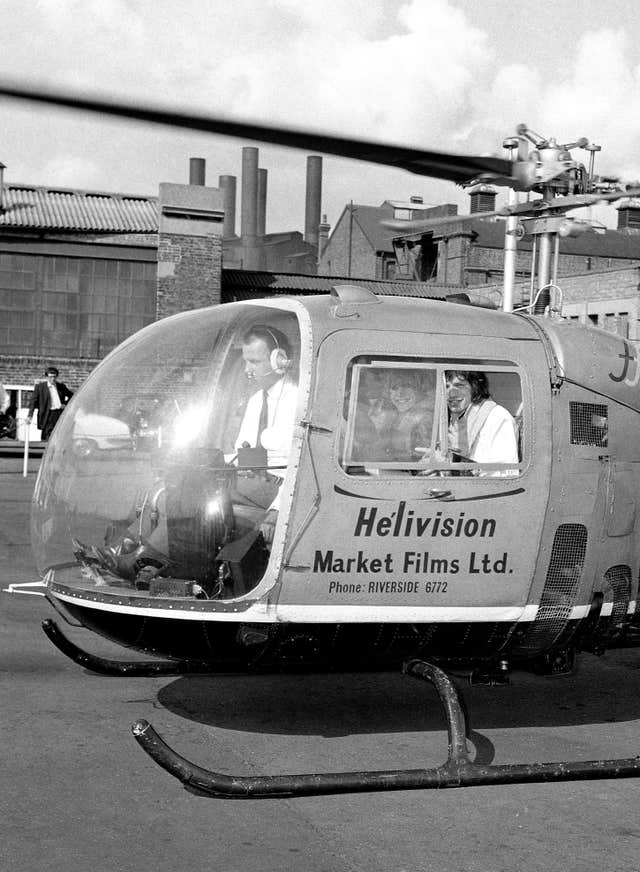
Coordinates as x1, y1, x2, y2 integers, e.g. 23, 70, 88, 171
318, 210, 378, 278
1, 355, 99, 392
464, 265, 640, 341
156, 233, 222, 319
156, 182, 224, 320
438, 230, 474, 285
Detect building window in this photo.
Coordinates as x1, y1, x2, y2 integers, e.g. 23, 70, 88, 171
602, 312, 629, 337
617, 312, 629, 337
0, 253, 156, 357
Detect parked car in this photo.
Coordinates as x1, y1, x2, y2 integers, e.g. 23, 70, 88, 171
72, 409, 133, 457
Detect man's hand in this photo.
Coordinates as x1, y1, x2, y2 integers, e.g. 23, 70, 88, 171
260, 509, 278, 544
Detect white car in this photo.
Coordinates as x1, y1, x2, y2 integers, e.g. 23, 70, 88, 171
72, 410, 133, 457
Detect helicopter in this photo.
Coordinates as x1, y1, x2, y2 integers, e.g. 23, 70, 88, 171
4, 82, 640, 798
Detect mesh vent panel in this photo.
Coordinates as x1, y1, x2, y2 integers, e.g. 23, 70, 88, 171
569, 401, 608, 446
515, 523, 588, 655
604, 565, 631, 638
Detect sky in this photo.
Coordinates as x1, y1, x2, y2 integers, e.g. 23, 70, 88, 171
2, 0, 640, 234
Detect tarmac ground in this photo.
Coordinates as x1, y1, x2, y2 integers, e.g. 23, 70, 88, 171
3, 453, 640, 871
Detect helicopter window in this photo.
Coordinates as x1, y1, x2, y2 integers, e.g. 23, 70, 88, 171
569, 402, 608, 447
341, 358, 522, 477
341, 360, 437, 473
33, 303, 305, 603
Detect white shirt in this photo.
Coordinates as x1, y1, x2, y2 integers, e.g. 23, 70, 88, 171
449, 400, 519, 476
235, 378, 298, 470
47, 382, 62, 410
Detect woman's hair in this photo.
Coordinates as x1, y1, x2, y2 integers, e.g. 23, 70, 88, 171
389, 370, 420, 391
446, 370, 490, 403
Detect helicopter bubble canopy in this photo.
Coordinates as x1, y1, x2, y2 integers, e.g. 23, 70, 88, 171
31, 301, 307, 603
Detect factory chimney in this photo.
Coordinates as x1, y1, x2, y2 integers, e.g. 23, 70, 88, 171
189, 157, 206, 186
241, 146, 259, 269
318, 213, 331, 257
257, 168, 268, 237
218, 174, 237, 238
304, 155, 323, 247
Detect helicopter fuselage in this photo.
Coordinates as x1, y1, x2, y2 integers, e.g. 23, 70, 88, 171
34, 289, 640, 672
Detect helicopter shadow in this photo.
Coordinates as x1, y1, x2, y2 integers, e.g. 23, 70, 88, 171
157, 648, 640, 741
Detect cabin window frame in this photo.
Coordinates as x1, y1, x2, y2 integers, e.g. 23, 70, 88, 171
339, 354, 524, 478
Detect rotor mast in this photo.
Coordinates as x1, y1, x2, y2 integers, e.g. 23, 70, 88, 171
508, 125, 599, 316
501, 137, 520, 313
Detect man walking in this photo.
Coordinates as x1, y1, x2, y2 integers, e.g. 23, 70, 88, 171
28, 366, 74, 441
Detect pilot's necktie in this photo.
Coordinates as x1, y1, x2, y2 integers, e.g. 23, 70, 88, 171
257, 389, 269, 446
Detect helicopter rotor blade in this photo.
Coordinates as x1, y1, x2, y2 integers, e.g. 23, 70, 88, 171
382, 185, 640, 236
381, 209, 505, 234
380, 199, 542, 235
545, 187, 640, 212
0, 81, 513, 187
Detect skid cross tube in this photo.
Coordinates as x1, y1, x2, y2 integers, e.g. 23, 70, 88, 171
42, 619, 211, 677
131, 658, 640, 798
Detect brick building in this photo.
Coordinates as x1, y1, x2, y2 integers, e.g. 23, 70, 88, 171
465, 264, 640, 342
318, 198, 458, 280
4, 165, 640, 407
0, 180, 223, 389
319, 189, 640, 343
0, 177, 446, 401
320, 189, 640, 289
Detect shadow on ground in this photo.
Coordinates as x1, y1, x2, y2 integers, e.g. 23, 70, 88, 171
156, 649, 640, 738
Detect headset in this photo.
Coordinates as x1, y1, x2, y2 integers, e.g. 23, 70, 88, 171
244, 325, 291, 376
266, 329, 291, 376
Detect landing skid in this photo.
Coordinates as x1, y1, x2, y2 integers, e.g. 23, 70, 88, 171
42, 619, 211, 676
132, 659, 640, 798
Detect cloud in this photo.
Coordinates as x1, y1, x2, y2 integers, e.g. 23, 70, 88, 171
2, 1, 640, 231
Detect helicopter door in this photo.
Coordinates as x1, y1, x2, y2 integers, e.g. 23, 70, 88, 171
279, 328, 552, 619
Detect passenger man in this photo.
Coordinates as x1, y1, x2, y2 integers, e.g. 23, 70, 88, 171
445, 370, 518, 476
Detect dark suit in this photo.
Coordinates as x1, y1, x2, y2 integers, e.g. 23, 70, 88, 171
29, 379, 74, 440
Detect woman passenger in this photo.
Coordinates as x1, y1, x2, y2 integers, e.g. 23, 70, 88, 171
384, 371, 433, 462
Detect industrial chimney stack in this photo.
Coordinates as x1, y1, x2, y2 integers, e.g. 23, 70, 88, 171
241, 146, 259, 269
189, 157, 206, 186
218, 174, 237, 238
304, 155, 323, 248
257, 167, 268, 238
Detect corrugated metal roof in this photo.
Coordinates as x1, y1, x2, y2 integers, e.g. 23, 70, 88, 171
222, 269, 447, 299
0, 184, 158, 233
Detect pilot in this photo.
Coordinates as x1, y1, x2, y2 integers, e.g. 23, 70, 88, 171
232, 325, 297, 543
445, 370, 518, 476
